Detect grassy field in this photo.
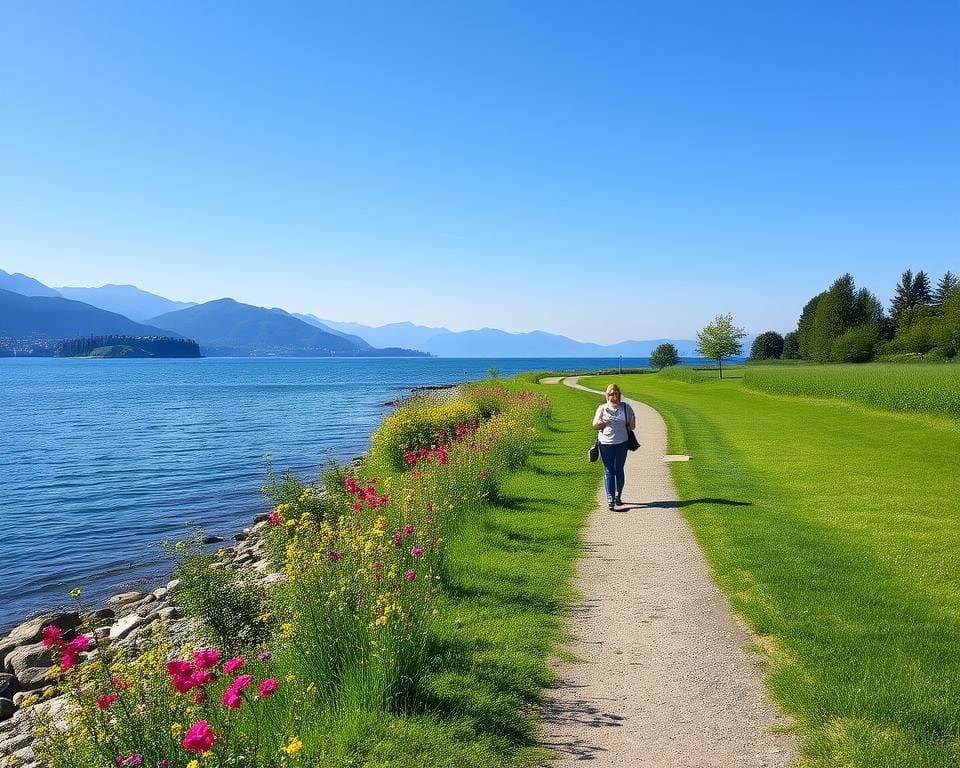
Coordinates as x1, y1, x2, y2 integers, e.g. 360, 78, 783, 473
580, 366, 960, 767
743, 363, 960, 419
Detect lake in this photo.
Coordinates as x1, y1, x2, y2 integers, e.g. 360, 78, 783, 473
0, 356, 649, 630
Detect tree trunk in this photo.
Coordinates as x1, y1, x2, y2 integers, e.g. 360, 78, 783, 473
718, 358, 723, 379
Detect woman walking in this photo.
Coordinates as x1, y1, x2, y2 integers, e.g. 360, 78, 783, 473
592, 383, 636, 510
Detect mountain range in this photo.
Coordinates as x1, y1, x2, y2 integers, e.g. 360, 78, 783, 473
1, 268, 702, 357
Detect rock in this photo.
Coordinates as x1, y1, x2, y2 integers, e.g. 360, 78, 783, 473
202, 535, 224, 545
0, 674, 17, 699
151, 587, 168, 600
0, 729, 32, 754
234, 531, 249, 542
166, 579, 181, 592
0, 697, 14, 720
158, 607, 180, 621
89, 608, 115, 623
253, 512, 271, 523
108, 592, 146, 607
4, 643, 52, 677
5, 613, 82, 648
7, 745, 35, 765
260, 573, 286, 588
133, 594, 157, 612
108, 614, 144, 642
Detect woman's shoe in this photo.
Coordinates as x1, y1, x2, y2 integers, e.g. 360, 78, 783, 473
607, 500, 615, 511
615, 496, 622, 507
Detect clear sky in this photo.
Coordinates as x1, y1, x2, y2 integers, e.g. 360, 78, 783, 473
1, 1, 957, 343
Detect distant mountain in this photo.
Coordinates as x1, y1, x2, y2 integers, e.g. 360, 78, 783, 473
149, 299, 425, 357
56, 284, 197, 322
318, 319, 452, 350
0, 288, 181, 338
316, 318, 698, 357
270, 309, 373, 350
0, 269, 61, 298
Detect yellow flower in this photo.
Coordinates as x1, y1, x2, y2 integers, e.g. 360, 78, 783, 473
285, 674, 297, 684
174, 540, 186, 551
283, 736, 304, 755
280, 622, 294, 638
171, 722, 183, 736
69, 587, 81, 598
187, 761, 199, 768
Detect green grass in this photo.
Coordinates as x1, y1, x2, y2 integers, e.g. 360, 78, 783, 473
301, 377, 602, 766
580, 370, 960, 767
743, 362, 960, 419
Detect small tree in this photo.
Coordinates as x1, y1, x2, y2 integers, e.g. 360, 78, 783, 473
696, 314, 747, 379
749, 331, 785, 361
934, 271, 958, 312
649, 343, 680, 370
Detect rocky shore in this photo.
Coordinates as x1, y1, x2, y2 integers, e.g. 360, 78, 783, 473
0, 512, 279, 766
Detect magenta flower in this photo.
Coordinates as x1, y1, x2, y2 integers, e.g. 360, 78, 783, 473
231, 674, 253, 692
125, 757, 142, 766
268, 510, 280, 526
405, 451, 417, 467
42, 626, 64, 648
166, 660, 192, 677
258, 678, 279, 698
405, 570, 416, 581
411, 546, 423, 558
223, 656, 245, 675
190, 669, 216, 687
220, 688, 242, 709
391, 531, 402, 547
403, 524, 414, 536
96, 693, 118, 709
182, 720, 216, 753
193, 649, 221, 669
256, 651, 272, 661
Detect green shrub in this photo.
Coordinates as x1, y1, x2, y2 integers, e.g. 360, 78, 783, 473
831, 324, 878, 363
371, 399, 482, 469
166, 531, 269, 653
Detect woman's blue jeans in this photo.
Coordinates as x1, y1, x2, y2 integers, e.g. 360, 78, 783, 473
598, 440, 629, 502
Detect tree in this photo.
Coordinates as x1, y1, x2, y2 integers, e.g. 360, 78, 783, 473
781, 331, 800, 359
796, 293, 824, 360
749, 331, 784, 361
696, 313, 746, 379
933, 271, 958, 312
891, 269, 933, 326
649, 343, 680, 370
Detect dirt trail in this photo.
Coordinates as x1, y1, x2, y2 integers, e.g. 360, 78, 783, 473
539, 377, 798, 767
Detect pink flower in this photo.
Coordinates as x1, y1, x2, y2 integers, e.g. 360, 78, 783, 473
193, 649, 220, 669
111, 675, 129, 690
353, 501, 362, 512
230, 674, 253, 692
411, 546, 423, 558
223, 657, 245, 675
405, 451, 417, 467
377, 494, 388, 507
480, 470, 488, 478
256, 651, 272, 661
61, 649, 78, 672
42, 626, 64, 648
124, 756, 141, 766
268, 511, 280, 526
96, 693, 117, 709
391, 531, 402, 547
328, 550, 343, 563
405, 570, 416, 581
68, 634, 90, 652
172, 674, 196, 693
166, 660, 192, 676
403, 524, 414, 536
190, 669, 216, 687
182, 720, 216, 753
258, 678, 279, 698
220, 688, 242, 709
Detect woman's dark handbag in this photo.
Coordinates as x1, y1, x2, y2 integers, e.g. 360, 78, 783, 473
588, 439, 600, 463
625, 403, 639, 451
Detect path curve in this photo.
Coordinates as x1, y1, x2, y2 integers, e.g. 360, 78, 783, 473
538, 377, 798, 767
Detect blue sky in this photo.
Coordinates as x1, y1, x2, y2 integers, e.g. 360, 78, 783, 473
1, 1, 957, 342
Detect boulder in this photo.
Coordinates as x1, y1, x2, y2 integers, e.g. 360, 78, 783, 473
0, 673, 17, 698
158, 607, 181, 621
4, 643, 52, 678
4, 612, 81, 647
109, 614, 144, 642
0, 729, 32, 755
108, 592, 146, 607
0, 697, 14, 720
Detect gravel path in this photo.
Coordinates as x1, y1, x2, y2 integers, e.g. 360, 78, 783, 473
539, 377, 798, 767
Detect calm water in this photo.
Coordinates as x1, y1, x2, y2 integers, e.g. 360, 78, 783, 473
0, 356, 648, 630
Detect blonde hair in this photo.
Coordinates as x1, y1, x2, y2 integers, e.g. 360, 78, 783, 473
605, 384, 621, 397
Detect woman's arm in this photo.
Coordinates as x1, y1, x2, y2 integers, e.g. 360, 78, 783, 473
592, 405, 606, 430
626, 403, 636, 430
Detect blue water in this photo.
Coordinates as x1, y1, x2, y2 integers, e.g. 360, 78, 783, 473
0, 356, 650, 630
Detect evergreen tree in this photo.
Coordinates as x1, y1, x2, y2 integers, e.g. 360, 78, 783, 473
810, 274, 855, 362
891, 269, 933, 325
649, 342, 680, 370
934, 271, 958, 312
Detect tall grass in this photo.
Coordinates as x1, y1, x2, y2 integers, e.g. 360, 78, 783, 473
743, 363, 960, 419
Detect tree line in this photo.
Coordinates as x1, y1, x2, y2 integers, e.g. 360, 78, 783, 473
55, 335, 202, 358
750, 269, 959, 363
